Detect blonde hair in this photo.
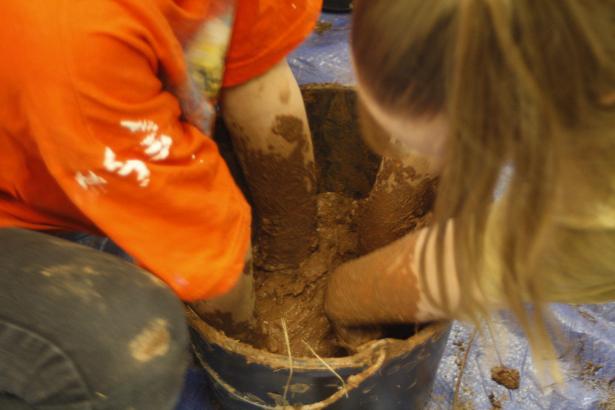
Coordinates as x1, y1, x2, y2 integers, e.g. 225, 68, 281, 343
352, 0, 615, 367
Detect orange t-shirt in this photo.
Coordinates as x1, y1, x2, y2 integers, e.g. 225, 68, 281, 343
0, 0, 320, 301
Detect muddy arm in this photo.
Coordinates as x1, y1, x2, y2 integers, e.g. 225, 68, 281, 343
358, 154, 439, 254
221, 59, 317, 270
325, 223, 461, 326
191, 248, 255, 325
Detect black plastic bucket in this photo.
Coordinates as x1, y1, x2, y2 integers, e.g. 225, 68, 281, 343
193, 84, 451, 409
323, 0, 353, 13
189, 310, 450, 409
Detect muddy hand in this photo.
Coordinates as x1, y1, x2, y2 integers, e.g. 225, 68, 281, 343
192, 248, 255, 325
325, 232, 422, 326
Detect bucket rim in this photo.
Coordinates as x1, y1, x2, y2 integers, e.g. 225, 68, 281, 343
187, 307, 451, 371
300, 83, 354, 92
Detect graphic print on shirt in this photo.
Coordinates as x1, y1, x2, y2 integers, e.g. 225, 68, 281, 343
92, 118, 177, 189
103, 147, 151, 188
121, 119, 173, 161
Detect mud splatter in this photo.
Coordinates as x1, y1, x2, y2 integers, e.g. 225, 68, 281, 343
129, 318, 170, 363
314, 21, 333, 35
490, 366, 520, 390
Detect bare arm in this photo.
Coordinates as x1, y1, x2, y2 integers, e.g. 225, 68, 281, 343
325, 223, 461, 326
221, 59, 314, 156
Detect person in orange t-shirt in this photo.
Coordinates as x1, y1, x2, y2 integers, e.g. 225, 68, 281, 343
0, 0, 320, 408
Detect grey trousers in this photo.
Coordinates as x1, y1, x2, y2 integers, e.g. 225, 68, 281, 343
0, 228, 189, 410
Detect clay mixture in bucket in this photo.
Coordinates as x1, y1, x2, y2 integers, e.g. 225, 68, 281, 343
249, 191, 433, 358
208, 85, 437, 359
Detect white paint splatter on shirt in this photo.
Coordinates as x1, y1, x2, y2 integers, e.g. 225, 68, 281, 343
121, 119, 173, 161
120, 120, 159, 134
98, 119, 175, 187
103, 147, 150, 187
75, 171, 107, 190
141, 133, 173, 161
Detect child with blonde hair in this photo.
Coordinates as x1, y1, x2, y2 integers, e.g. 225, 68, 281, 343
326, 0, 615, 366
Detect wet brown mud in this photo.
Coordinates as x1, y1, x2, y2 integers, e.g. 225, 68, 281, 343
211, 84, 437, 358
226, 114, 318, 271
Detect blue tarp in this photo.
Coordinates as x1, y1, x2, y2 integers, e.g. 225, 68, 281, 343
289, 13, 615, 410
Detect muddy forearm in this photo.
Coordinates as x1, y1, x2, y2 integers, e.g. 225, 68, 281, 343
221, 59, 317, 269
358, 155, 438, 254
191, 249, 255, 325
327, 220, 466, 326
325, 231, 423, 326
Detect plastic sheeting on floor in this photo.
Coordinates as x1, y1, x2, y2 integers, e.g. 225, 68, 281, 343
289, 13, 615, 410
